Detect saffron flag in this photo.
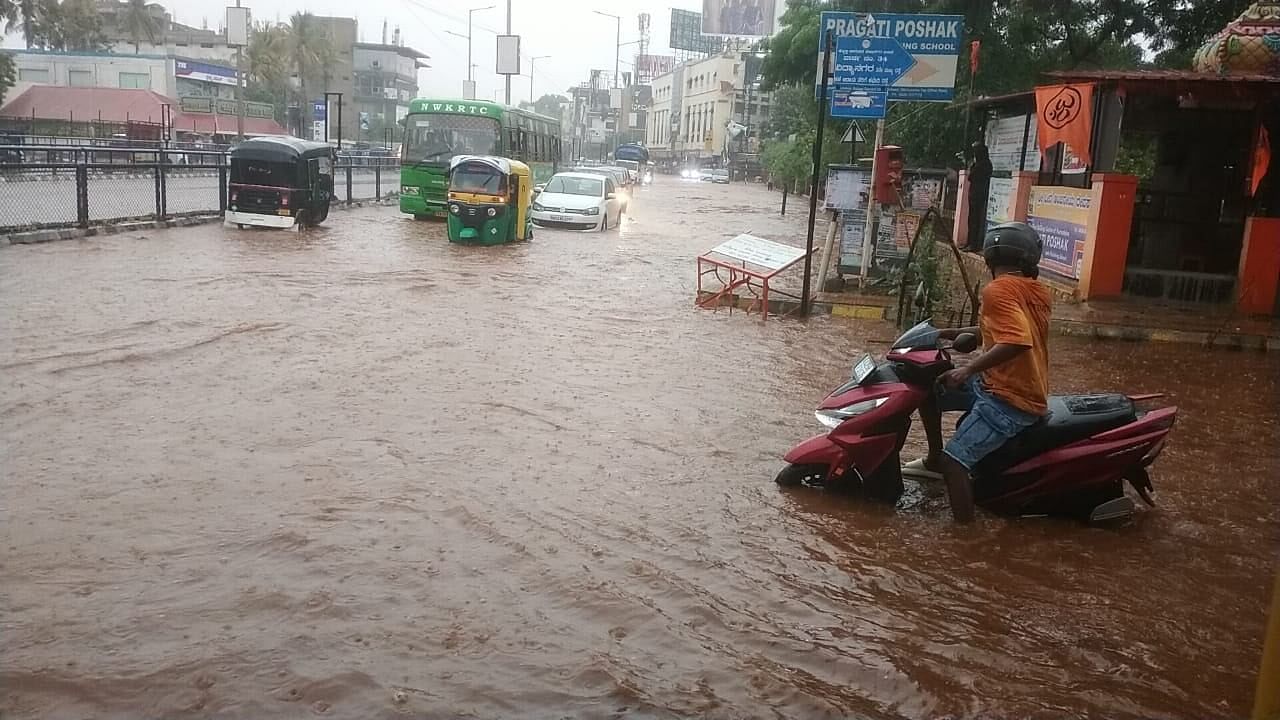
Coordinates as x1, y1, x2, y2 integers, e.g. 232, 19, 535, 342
1251, 124, 1271, 197
1036, 83, 1093, 166
970, 40, 981, 75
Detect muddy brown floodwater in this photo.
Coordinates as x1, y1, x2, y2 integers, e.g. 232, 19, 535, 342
2, 179, 1277, 719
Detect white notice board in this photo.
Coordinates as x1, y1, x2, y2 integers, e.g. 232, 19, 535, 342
708, 233, 807, 271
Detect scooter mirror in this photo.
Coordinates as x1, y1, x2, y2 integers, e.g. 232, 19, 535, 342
953, 333, 979, 353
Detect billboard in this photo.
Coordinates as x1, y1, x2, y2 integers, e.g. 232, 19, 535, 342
496, 35, 521, 75
669, 9, 724, 54
701, 0, 776, 37
815, 12, 963, 101
175, 59, 237, 86
636, 54, 675, 78
1027, 186, 1093, 279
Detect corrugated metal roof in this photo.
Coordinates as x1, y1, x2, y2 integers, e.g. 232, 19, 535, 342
1047, 68, 1280, 83
0, 85, 291, 136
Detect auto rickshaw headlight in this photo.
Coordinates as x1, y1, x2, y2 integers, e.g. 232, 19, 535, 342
449, 204, 460, 214
487, 207, 497, 217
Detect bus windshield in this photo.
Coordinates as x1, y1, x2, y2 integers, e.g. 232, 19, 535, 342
402, 114, 500, 164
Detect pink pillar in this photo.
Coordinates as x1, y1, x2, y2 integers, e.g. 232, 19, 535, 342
952, 169, 970, 248
1236, 217, 1280, 315
1008, 170, 1037, 222
1078, 173, 1139, 300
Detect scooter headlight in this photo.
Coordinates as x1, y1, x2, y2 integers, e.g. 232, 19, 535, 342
815, 397, 888, 429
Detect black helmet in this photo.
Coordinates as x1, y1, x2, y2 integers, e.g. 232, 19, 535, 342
983, 222, 1042, 272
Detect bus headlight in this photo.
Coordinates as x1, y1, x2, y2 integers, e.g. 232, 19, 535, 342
487, 207, 497, 217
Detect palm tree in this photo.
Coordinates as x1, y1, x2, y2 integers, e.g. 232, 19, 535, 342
120, 0, 162, 53
247, 23, 290, 89
286, 12, 332, 130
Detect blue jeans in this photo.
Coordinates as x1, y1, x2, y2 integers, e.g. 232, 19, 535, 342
938, 376, 1042, 471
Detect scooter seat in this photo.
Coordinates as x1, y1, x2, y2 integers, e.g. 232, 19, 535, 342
974, 394, 1136, 476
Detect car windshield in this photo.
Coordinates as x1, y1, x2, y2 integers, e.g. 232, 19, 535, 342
545, 176, 603, 197
402, 114, 499, 164
451, 165, 506, 194
231, 160, 297, 187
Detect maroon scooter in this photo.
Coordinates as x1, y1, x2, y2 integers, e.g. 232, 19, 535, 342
776, 321, 1178, 522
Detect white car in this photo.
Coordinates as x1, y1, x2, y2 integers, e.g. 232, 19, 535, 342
531, 172, 624, 231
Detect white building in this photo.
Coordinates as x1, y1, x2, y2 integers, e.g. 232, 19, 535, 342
647, 51, 770, 164
7, 50, 238, 101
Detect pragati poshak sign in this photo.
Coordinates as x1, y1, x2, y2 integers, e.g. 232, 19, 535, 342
815, 12, 964, 102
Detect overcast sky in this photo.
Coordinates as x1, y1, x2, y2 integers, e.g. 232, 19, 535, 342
3, 0, 711, 101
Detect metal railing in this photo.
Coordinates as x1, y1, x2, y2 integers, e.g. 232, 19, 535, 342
1, 146, 400, 234
1123, 268, 1237, 304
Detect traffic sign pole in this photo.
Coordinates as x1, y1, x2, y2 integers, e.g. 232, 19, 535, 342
860, 117, 885, 287
801, 31, 835, 317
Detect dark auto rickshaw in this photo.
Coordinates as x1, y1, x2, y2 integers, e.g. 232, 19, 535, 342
446, 155, 533, 244
227, 137, 335, 229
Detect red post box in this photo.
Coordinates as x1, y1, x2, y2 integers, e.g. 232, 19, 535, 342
874, 145, 905, 205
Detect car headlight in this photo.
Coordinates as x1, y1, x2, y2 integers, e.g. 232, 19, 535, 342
400, 185, 418, 195
583, 206, 599, 216
487, 207, 497, 217
532, 202, 545, 211
815, 397, 888, 429
449, 204, 460, 214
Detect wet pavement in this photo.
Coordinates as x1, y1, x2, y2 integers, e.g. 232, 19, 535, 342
2, 178, 1277, 719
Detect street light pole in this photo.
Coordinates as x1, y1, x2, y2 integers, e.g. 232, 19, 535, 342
593, 11, 622, 156
504, 0, 512, 105
530, 55, 549, 105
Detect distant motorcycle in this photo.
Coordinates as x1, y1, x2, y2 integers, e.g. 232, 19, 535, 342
777, 322, 1177, 523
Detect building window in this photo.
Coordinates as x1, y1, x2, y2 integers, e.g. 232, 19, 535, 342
118, 72, 150, 89
17, 68, 49, 83
68, 69, 92, 87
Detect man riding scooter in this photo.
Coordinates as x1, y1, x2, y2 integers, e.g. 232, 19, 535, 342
901, 222, 1052, 522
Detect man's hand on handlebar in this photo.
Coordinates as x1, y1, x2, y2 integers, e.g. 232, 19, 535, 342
938, 326, 979, 342
939, 366, 973, 389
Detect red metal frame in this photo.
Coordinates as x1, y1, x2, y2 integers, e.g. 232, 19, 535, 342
695, 252, 810, 321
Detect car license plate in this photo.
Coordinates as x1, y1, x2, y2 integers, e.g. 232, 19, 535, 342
551, 214, 571, 222
852, 354, 876, 384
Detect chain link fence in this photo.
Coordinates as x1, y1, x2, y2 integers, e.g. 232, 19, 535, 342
1, 146, 400, 234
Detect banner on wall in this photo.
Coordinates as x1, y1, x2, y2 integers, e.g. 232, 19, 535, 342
1035, 83, 1093, 166
986, 177, 1014, 230
1026, 186, 1092, 279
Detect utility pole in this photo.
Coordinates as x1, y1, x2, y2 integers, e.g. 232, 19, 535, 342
530, 55, 549, 105
504, 0, 512, 105
593, 11, 622, 155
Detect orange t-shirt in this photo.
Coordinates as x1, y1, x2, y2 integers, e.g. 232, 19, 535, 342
979, 274, 1052, 416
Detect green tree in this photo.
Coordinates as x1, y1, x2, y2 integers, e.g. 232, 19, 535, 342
286, 12, 333, 127
0, 51, 15, 105
120, 0, 162, 53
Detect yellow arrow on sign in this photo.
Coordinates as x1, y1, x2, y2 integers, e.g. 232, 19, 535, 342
903, 57, 937, 83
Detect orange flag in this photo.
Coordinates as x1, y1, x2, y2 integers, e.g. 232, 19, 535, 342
1251, 124, 1271, 196
1036, 83, 1094, 166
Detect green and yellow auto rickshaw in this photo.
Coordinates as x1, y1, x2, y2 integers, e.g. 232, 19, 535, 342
446, 155, 533, 244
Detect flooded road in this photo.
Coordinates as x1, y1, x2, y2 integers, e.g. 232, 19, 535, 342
2, 179, 1277, 719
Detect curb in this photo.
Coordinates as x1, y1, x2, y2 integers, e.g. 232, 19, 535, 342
696, 290, 1279, 352
2, 199, 399, 245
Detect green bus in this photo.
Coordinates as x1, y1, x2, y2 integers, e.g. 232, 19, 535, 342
399, 98, 562, 219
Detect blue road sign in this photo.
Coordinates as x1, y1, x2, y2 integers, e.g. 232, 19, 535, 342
312, 100, 327, 121
833, 37, 915, 87
815, 12, 964, 101
830, 88, 888, 119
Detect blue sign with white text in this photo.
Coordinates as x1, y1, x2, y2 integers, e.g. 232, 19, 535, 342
833, 37, 915, 87
313, 101, 326, 121
815, 12, 964, 102
830, 88, 888, 119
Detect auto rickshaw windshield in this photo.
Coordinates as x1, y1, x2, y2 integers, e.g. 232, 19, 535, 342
232, 160, 297, 187
452, 166, 507, 195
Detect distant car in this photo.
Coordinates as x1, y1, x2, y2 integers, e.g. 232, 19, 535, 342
698, 169, 715, 182
711, 169, 730, 184
571, 166, 631, 213
680, 168, 700, 180
531, 171, 624, 231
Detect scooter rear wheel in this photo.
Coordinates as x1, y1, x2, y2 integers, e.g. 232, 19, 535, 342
774, 464, 828, 487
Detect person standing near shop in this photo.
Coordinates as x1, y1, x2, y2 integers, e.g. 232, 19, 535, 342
965, 141, 993, 251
